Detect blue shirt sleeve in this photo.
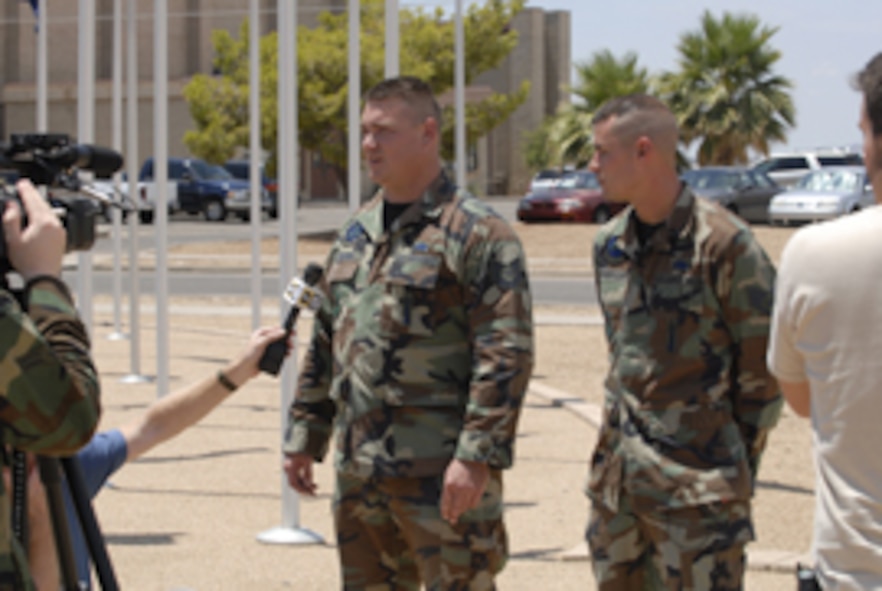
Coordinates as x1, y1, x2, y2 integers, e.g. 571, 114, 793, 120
75, 429, 129, 496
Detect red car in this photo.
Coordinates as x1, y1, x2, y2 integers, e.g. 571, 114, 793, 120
517, 170, 625, 223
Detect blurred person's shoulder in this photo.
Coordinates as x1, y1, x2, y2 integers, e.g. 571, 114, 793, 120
784, 205, 882, 266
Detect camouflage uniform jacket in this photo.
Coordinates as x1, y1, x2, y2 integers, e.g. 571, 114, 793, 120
0, 277, 101, 590
284, 172, 534, 479
587, 187, 782, 513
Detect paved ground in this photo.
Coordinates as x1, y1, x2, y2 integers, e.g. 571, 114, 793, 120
85, 300, 801, 590
70, 212, 809, 589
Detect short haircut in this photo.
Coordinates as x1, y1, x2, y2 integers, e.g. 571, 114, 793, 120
364, 76, 443, 128
853, 52, 882, 136
592, 94, 679, 153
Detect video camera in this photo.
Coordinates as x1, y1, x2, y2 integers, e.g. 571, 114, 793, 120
0, 133, 124, 274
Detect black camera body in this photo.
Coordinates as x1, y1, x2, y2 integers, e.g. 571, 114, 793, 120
0, 133, 123, 275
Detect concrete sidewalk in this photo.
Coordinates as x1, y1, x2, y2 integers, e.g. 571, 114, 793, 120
82, 298, 800, 589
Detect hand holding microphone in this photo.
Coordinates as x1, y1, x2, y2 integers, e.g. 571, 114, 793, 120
259, 263, 324, 375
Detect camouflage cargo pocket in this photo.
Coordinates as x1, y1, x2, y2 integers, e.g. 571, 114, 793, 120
651, 274, 707, 355
380, 253, 442, 338
325, 256, 360, 304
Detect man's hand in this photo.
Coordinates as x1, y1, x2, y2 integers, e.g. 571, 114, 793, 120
440, 459, 490, 525
3, 179, 66, 280
284, 452, 317, 496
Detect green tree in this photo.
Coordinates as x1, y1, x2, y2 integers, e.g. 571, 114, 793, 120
526, 50, 650, 170
183, 0, 528, 190
657, 10, 795, 165
572, 50, 652, 114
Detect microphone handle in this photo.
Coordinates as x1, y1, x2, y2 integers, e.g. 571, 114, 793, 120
283, 305, 301, 333
260, 306, 300, 376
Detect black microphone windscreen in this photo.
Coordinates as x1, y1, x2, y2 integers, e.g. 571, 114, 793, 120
303, 263, 324, 286
78, 145, 124, 176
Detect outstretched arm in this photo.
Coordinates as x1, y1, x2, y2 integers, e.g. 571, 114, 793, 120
120, 326, 290, 460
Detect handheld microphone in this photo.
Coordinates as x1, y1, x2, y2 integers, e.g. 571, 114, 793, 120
258, 263, 325, 375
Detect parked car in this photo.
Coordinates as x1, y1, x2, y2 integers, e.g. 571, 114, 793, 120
90, 169, 176, 224
680, 166, 780, 223
517, 170, 625, 223
752, 149, 863, 189
139, 157, 273, 222
529, 169, 563, 195
768, 165, 874, 225
222, 160, 278, 218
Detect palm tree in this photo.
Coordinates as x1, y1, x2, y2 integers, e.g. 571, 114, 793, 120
573, 50, 652, 113
526, 50, 651, 170
657, 11, 795, 166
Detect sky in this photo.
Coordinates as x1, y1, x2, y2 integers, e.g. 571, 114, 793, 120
409, 0, 882, 154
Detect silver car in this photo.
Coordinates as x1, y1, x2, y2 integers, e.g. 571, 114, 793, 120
768, 165, 874, 225
752, 150, 863, 188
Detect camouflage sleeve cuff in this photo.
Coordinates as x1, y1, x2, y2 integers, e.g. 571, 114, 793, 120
283, 423, 330, 462
454, 429, 513, 469
23, 275, 77, 318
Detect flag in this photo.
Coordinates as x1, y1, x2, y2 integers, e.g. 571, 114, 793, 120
23, 0, 39, 32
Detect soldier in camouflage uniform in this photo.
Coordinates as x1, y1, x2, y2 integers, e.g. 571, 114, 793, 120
0, 179, 101, 589
283, 76, 533, 590
584, 95, 782, 590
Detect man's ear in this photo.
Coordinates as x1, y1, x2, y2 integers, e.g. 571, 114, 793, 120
636, 136, 651, 158
423, 116, 439, 144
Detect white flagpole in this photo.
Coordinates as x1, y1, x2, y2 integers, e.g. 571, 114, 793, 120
108, 0, 126, 340
454, 0, 466, 187
249, 0, 262, 330
348, 0, 360, 212
35, 0, 47, 131
385, 0, 399, 77
76, 0, 95, 330
153, 0, 170, 397
256, 0, 322, 546
120, 0, 150, 384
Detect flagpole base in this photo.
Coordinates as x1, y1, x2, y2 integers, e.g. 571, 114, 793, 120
256, 526, 324, 546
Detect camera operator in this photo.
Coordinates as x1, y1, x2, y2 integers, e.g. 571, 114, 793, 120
0, 178, 101, 589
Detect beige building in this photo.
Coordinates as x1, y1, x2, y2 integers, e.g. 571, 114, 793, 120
476, 6, 571, 195
0, 1, 568, 197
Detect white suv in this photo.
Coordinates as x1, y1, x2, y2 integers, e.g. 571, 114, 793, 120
752, 150, 863, 189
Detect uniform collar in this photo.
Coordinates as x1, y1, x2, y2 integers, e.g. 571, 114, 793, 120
611, 183, 697, 258
359, 171, 457, 242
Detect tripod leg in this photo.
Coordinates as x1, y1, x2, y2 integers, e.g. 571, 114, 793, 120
37, 456, 82, 591
60, 456, 120, 591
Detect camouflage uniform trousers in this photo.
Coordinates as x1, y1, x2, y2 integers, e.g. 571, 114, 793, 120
586, 495, 753, 591
333, 469, 507, 590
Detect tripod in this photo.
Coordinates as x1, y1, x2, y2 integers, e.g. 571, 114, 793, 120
18, 454, 120, 590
